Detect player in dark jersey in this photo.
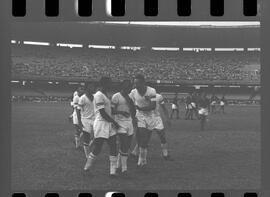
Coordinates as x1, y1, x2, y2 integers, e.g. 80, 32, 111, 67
210, 94, 218, 114
185, 93, 192, 120
197, 92, 210, 131
170, 93, 180, 119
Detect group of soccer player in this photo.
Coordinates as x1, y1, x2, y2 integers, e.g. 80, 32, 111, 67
70, 74, 173, 178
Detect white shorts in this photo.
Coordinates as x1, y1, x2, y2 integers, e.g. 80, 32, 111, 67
220, 101, 225, 106
172, 104, 177, 109
114, 119, 134, 136
72, 112, 79, 125
93, 120, 116, 139
81, 118, 94, 134
198, 108, 209, 116
211, 101, 216, 106
152, 116, 165, 130
191, 102, 196, 108
137, 113, 164, 131
187, 104, 193, 109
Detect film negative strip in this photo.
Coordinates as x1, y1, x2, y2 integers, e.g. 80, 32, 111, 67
0, 0, 268, 197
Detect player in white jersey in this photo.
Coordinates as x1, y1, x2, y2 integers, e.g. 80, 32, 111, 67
71, 87, 84, 148
111, 80, 137, 176
129, 74, 157, 168
77, 84, 96, 158
131, 93, 172, 160
218, 96, 226, 114
84, 77, 120, 177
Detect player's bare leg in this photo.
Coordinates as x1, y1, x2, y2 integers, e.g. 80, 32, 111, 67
117, 134, 133, 176
74, 125, 82, 149
155, 129, 173, 160
176, 109, 180, 119
200, 115, 206, 131
82, 131, 92, 158
130, 143, 139, 159
137, 128, 152, 169
84, 138, 105, 171
108, 135, 118, 177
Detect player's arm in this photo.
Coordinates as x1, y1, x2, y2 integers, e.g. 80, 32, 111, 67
99, 108, 120, 129
136, 101, 156, 112
136, 91, 157, 112
111, 95, 130, 118
111, 106, 131, 118
95, 94, 120, 129
160, 102, 169, 119
76, 107, 83, 128
112, 109, 130, 118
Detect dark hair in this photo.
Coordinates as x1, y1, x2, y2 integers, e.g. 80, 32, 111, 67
121, 79, 132, 90
134, 74, 145, 82
99, 76, 112, 88
85, 83, 95, 101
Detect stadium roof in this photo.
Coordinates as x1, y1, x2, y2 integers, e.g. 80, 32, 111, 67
12, 22, 260, 47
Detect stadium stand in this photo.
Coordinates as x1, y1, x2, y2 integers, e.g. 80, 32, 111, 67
12, 45, 260, 83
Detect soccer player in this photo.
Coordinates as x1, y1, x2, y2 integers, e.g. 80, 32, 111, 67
198, 92, 210, 131
77, 83, 96, 158
210, 94, 218, 114
71, 87, 84, 148
170, 93, 180, 119
84, 77, 120, 177
131, 92, 172, 160
219, 95, 226, 114
111, 80, 136, 176
185, 93, 193, 120
129, 74, 157, 168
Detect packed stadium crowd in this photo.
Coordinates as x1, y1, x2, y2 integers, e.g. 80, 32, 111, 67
12, 45, 260, 83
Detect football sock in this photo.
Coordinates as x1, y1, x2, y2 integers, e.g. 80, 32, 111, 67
116, 153, 121, 169
109, 155, 118, 175
83, 144, 90, 158
141, 148, 147, 165
161, 143, 168, 157
138, 147, 143, 166
84, 152, 96, 171
120, 152, 128, 172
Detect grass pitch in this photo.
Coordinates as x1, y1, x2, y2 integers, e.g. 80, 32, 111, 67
11, 102, 260, 190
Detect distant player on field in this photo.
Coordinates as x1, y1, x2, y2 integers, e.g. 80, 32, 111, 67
71, 87, 84, 148
170, 93, 180, 119
129, 74, 157, 168
84, 77, 120, 177
185, 93, 193, 120
219, 95, 226, 114
111, 80, 137, 176
210, 94, 218, 114
77, 83, 96, 158
198, 92, 210, 131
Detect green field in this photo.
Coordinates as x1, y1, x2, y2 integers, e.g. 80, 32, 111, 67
11, 102, 261, 190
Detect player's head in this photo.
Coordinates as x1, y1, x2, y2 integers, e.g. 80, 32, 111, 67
134, 74, 146, 90
201, 92, 207, 98
85, 83, 96, 95
99, 76, 112, 91
121, 79, 132, 94
77, 86, 84, 96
